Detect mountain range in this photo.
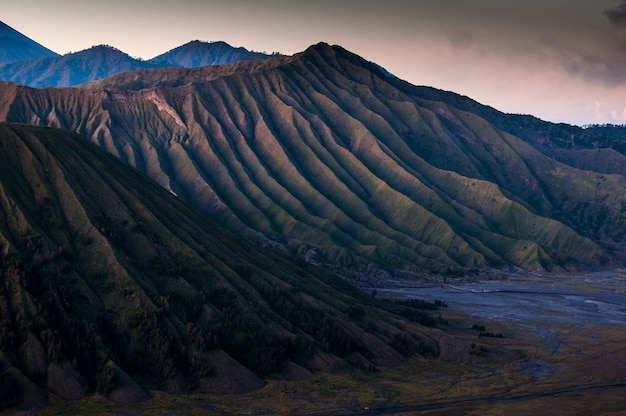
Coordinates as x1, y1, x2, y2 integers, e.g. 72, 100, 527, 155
2, 40, 626, 275
0, 22, 274, 88
1, 19, 625, 408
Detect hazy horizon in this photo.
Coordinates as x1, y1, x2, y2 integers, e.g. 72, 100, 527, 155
4, 0, 626, 126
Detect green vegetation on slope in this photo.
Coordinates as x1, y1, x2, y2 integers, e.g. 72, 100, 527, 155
0, 123, 453, 408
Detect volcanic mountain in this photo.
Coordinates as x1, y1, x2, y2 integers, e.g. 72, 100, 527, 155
0, 123, 450, 408
0, 20, 58, 64
149, 40, 276, 68
2, 43, 626, 275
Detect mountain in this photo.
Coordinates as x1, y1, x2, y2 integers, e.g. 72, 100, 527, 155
149, 40, 276, 68
0, 45, 166, 88
0, 123, 453, 408
0, 42, 277, 88
0, 20, 58, 64
387, 82, 626, 171
2, 43, 626, 275
583, 124, 626, 140
0, 21, 278, 88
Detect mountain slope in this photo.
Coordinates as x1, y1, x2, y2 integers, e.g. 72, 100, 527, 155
391, 81, 626, 171
1, 43, 625, 274
0, 123, 447, 408
0, 20, 58, 64
150, 40, 276, 68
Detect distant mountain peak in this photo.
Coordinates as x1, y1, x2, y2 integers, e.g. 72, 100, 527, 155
149, 40, 276, 68
86, 44, 123, 51
67, 44, 130, 57
189, 39, 225, 46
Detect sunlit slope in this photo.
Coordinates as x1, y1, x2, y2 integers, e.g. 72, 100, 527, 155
2, 43, 624, 271
0, 123, 443, 405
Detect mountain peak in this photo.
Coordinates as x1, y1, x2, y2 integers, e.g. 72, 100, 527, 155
149, 40, 275, 68
299, 42, 393, 79
67, 44, 129, 56
300, 42, 341, 57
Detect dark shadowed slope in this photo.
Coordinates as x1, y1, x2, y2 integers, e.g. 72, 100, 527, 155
0, 20, 58, 64
149, 40, 276, 68
1, 43, 625, 275
0, 123, 449, 408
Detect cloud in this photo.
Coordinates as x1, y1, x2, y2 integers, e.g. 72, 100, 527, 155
558, 44, 626, 86
446, 30, 474, 50
479, 24, 626, 89
595, 101, 604, 122
605, 1, 626, 27
611, 108, 626, 121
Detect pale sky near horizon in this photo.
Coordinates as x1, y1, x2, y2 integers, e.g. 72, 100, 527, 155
4, 0, 626, 126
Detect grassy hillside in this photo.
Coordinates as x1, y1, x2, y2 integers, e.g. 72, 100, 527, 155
0, 123, 457, 408
1, 43, 624, 274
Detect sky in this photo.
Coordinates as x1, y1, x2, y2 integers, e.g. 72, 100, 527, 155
4, 0, 626, 126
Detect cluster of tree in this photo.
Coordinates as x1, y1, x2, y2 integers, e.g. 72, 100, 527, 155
391, 298, 448, 310
478, 332, 504, 339
471, 324, 504, 339
390, 333, 437, 358
379, 298, 446, 328
254, 283, 365, 360
0, 252, 117, 396
469, 343, 489, 357
0, 193, 445, 407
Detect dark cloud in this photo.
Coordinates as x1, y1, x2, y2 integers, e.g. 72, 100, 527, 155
605, 1, 626, 27
548, 32, 626, 87
447, 30, 474, 50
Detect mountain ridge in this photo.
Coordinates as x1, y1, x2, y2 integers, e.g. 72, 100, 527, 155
0, 21, 278, 88
2, 43, 624, 274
